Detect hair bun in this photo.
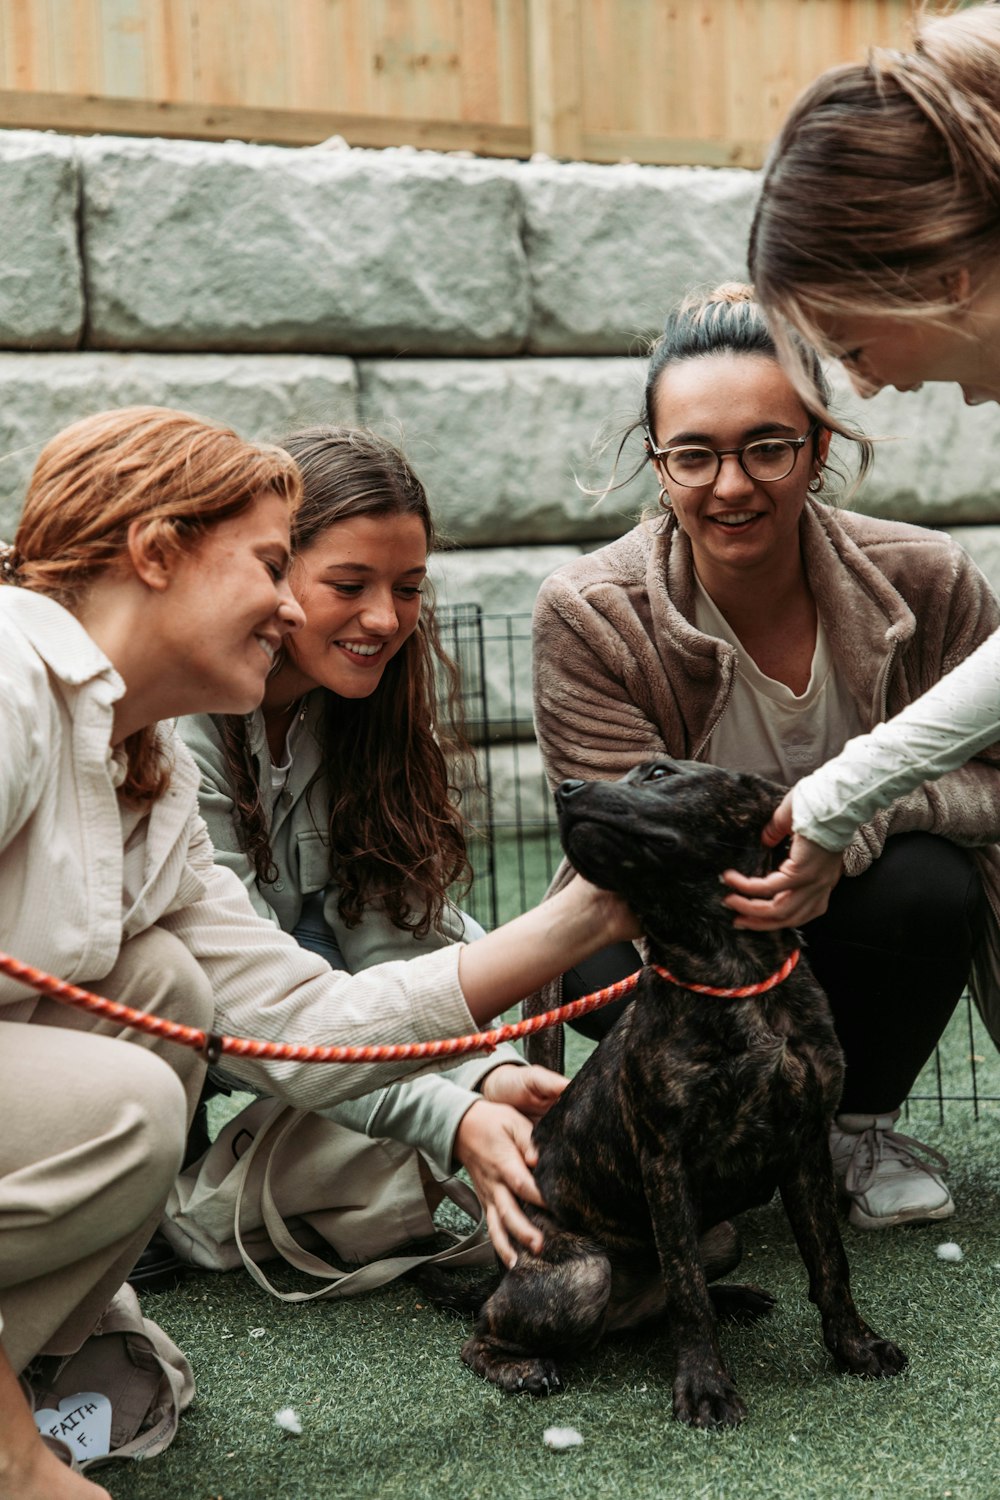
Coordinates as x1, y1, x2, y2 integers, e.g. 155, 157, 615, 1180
710, 281, 757, 304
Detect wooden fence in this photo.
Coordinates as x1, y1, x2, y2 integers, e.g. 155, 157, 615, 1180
0, 0, 952, 166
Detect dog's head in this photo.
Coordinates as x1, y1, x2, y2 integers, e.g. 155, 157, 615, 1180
556, 759, 787, 954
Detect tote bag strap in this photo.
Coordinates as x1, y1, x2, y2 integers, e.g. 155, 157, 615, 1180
233, 1105, 495, 1304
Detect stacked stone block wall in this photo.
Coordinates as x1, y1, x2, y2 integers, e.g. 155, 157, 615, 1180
3, 128, 1000, 820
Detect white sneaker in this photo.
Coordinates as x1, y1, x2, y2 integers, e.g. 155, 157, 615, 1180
829, 1110, 955, 1230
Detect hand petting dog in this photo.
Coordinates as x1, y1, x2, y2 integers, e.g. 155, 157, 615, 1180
723, 789, 846, 930
455, 1064, 568, 1266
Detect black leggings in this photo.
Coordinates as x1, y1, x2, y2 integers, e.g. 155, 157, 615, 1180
564, 833, 985, 1115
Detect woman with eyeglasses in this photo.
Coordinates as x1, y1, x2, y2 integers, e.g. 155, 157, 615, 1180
720, 5, 1000, 981
532, 283, 1000, 1232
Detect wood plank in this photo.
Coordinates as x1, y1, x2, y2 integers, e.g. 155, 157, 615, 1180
527, 0, 582, 157
50, 0, 101, 94
580, 128, 767, 170
292, 0, 346, 114
457, 0, 499, 125
150, 0, 196, 101
493, 0, 529, 127
241, 0, 290, 109
0, 85, 533, 153
98, 0, 149, 99
4, 0, 52, 90
189, 0, 244, 104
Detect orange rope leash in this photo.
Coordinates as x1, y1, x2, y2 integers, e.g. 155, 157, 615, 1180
0, 949, 640, 1064
0, 946, 800, 1064
653, 946, 801, 998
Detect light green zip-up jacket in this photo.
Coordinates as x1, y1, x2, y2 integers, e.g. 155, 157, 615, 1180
178, 697, 524, 1176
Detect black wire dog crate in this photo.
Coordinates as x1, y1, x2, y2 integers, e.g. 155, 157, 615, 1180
437, 604, 999, 1118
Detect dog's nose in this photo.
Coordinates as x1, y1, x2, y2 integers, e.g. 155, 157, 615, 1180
557, 778, 586, 799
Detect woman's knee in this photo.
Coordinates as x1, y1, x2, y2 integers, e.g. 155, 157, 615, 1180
121, 1047, 188, 1202
815, 833, 984, 955
78, 1055, 187, 1237
0, 1039, 185, 1265
107, 927, 215, 1032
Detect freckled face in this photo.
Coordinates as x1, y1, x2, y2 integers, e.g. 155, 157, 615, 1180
649, 353, 826, 582
159, 489, 303, 714
274, 512, 428, 701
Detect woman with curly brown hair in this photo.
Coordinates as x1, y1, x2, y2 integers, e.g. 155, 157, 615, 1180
178, 426, 566, 1268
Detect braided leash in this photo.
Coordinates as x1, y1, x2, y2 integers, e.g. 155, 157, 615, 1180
0, 945, 800, 1064
652, 946, 801, 997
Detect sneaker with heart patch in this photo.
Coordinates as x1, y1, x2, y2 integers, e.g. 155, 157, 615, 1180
830, 1111, 954, 1230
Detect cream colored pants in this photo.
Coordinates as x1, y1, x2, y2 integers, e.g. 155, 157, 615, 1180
0, 927, 211, 1372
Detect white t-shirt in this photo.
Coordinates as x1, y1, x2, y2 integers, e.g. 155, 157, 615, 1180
694, 578, 864, 787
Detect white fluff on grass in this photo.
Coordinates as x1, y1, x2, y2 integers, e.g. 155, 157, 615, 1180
935, 1242, 964, 1263
543, 1426, 583, 1451
273, 1407, 303, 1435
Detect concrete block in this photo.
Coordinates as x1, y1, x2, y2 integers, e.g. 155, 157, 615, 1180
946, 525, 1000, 599
430, 545, 582, 739
520, 160, 759, 354
80, 137, 528, 354
0, 131, 83, 349
0, 352, 357, 534
359, 357, 651, 544
430, 543, 583, 620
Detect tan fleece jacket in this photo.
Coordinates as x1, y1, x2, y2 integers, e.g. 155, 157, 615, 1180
530, 500, 1000, 1054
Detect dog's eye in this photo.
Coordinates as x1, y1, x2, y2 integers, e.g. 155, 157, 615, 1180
644, 766, 671, 782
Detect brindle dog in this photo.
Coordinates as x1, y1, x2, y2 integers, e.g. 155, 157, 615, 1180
461, 758, 907, 1428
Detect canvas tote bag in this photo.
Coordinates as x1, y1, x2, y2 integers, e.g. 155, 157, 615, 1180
24, 1282, 194, 1472
163, 1097, 495, 1302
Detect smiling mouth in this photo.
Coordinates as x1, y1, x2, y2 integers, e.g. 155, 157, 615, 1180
337, 641, 384, 658
255, 636, 277, 663
710, 511, 759, 528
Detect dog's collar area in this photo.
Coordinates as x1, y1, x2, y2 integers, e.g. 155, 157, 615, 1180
650, 947, 801, 999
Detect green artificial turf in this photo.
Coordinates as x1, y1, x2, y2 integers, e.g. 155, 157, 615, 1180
104, 1001, 1000, 1500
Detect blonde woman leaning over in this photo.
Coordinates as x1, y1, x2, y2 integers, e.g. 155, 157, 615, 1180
531, 284, 1000, 1237
0, 407, 637, 1500
729, 4, 1000, 972
748, 3, 1000, 411
178, 426, 565, 1266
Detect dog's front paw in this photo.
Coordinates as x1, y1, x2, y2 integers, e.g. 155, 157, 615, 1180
672, 1364, 747, 1429
828, 1321, 908, 1379
461, 1335, 563, 1396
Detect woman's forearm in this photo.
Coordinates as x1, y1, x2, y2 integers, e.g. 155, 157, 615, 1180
458, 876, 639, 1024
792, 627, 1000, 851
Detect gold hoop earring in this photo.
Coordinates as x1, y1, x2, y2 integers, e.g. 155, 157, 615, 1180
658, 485, 673, 512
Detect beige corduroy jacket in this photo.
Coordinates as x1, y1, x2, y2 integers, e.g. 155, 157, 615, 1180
0, 588, 481, 1112
530, 501, 1000, 1054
